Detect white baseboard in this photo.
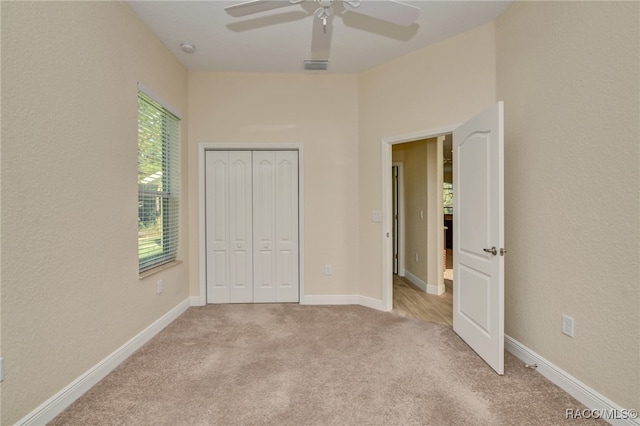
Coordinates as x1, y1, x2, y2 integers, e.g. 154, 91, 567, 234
190, 295, 206, 306
17, 298, 191, 426
427, 283, 445, 295
505, 335, 639, 426
356, 295, 385, 311
192, 293, 385, 310
301, 295, 384, 311
404, 270, 427, 292
404, 271, 444, 295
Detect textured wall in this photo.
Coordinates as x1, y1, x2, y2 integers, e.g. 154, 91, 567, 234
357, 22, 497, 299
425, 137, 444, 290
497, 1, 639, 410
187, 72, 359, 298
392, 141, 429, 284
390, 138, 444, 291
1, 2, 189, 423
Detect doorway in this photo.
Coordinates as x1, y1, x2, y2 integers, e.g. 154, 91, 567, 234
381, 125, 457, 313
388, 136, 453, 325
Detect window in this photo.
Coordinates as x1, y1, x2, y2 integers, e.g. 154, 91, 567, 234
443, 182, 453, 215
137, 88, 180, 273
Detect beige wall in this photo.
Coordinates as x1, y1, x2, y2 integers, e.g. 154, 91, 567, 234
425, 136, 444, 291
393, 141, 429, 284
497, 1, 639, 409
1, 2, 189, 423
187, 72, 359, 298
392, 138, 444, 292
358, 22, 497, 299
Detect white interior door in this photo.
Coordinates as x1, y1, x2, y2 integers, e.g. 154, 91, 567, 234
253, 151, 299, 303
205, 151, 253, 303
453, 102, 505, 375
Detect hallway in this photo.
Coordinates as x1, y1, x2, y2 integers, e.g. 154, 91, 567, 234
392, 275, 453, 326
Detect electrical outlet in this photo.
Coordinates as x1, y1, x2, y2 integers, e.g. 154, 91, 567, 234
324, 264, 332, 276
156, 279, 163, 295
562, 314, 574, 337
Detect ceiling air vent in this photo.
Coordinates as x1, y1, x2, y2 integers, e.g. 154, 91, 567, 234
303, 59, 329, 71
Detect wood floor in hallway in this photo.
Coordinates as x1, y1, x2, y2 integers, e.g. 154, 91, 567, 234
392, 275, 453, 327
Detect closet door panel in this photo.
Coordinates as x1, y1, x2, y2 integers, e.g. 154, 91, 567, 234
205, 151, 253, 303
228, 151, 253, 303
275, 151, 299, 302
205, 151, 230, 303
253, 151, 277, 302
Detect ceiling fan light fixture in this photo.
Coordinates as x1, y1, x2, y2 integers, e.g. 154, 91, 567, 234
303, 59, 329, 71
314, 4, 332, 28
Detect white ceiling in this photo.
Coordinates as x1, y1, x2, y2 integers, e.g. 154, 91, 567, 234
127, 0, 512, 74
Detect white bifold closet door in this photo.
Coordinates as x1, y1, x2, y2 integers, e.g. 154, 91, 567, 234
205, 150, 299, 304
205, 150, 253, 303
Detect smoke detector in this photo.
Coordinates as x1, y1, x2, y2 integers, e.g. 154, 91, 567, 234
180, 43, 196, 54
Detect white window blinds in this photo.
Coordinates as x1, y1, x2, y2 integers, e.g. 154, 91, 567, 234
137, 90, 180, 273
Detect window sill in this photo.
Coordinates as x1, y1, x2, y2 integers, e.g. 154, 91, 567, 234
138, 260, 183, 280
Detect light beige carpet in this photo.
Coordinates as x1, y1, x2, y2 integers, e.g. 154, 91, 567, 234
51, 304, 604, 425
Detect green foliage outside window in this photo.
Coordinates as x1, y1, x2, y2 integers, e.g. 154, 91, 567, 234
138, 91, 180, 272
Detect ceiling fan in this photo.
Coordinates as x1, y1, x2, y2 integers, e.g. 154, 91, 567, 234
224, 0, 421, 53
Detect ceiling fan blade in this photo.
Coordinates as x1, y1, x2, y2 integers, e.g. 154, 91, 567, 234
224, 1, 296, 18
345, 0, 420, 27
311, 13, 333, 52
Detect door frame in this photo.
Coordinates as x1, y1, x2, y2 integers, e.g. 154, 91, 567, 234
392, 162, 405, 276
381, 125, 458, 311
197, 143, 305, 306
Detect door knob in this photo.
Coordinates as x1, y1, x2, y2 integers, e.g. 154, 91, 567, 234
483, 247, 497, 256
